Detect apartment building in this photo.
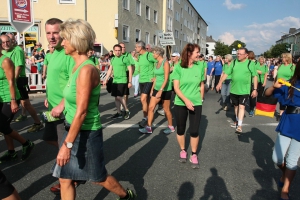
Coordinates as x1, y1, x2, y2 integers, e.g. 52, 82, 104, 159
0, 0, 207, 56
276, 28, 300, 58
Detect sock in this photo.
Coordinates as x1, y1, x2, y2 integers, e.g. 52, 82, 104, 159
8, 150, 15, 154
22, 141, 29, 147
238, 120, 242, 126
235, 116, 238, 122
168, 125, 175, 130
143, 117, 147, 120
192, 152, 197, 155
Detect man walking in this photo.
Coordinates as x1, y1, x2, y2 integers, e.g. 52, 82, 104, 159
216, 48, 258, 133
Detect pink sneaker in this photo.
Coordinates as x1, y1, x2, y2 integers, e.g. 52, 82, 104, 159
179, 150, 187, 163
189, 154, 199, 169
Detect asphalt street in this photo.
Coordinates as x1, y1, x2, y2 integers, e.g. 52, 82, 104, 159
0, 81, 300, 200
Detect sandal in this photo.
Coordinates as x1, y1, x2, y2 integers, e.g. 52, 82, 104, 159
236, 126, 242, 133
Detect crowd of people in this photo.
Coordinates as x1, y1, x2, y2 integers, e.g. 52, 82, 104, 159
0, 17, 299, 200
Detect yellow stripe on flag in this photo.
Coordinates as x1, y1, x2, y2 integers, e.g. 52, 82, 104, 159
255, 109, 275, 118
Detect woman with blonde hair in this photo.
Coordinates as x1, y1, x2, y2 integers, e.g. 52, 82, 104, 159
51, 19, 136, 200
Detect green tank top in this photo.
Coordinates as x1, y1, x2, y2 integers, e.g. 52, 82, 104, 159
154, 59, 172, 91
0, 55, 20, 102
63, 59, 101, 130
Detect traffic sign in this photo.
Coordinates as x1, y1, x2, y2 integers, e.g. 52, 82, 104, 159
158, 32, 176, 46
7, 0, 34, 33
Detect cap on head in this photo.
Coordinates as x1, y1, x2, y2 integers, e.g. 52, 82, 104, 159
171, 52, 180, 57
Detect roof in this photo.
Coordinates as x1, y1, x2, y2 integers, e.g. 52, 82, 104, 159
206, 36, 216, 43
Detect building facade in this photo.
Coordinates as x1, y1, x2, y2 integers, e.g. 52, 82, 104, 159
206, 35, 216, 57
276, 28, 300, 58
0, 0, 207, 56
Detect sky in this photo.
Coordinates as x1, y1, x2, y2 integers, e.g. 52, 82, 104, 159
190, 0, 300, 54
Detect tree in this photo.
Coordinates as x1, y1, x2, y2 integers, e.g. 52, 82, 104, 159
229, 40, 246, 53
213, 41, 230, 56
270, 43, 289, 57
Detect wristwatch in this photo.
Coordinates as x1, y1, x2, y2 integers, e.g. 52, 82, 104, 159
64, 141, 73, 149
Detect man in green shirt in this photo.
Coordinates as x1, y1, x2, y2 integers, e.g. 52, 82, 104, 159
119, 42, 135, 112
1, 34, 43, 133
135, 40, 157, 128
104, 44, 132, 119
87, 49, 100, 70
216, 48, 258, 133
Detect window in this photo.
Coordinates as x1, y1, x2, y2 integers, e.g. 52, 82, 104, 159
176, 0, 180, 4
153, 34, 157, 45
59, 0, 75, 3
123, 25, 129, 42
183, 34, 186, 42
135, 29, 141, 42
154, 10, 158, 23
184, 4, 188, 11
181, 8, 183, 18
123, 0, 129, 10
136, 0, 141, 15
167, 0, 173, 10
146, 6, 150, 20
167, 16, 173, 31
174, 30, 179, 39
175, 11, 180, 21
145, 32, 150, 44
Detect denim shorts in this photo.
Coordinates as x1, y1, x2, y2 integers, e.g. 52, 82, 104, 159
52, 128, 108, 182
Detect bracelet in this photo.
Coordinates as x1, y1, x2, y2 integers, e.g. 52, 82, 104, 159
128, 82, 132, 83
11, 98, 16, 101
159, 88, 163, 91
253, 89, 257, 90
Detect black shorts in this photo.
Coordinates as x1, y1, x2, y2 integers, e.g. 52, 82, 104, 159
124, 71, 130, 95
230, 93, 249, 106
152, 89, 172, 100
43, 119, 65, 142
0, 101, 19, 135
111, 83, 127, 97
17, 77, 29, 100
0, 170, 15, 199
139, 82, 153, 95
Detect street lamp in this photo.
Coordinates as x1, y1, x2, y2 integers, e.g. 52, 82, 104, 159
281, 31, 298, 56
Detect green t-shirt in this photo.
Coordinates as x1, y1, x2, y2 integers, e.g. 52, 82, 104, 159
64, 60, 101, 130
197, 61, 207, 81
89, 56, 99, 65
172, 63, 205, 106
154, 59, 172, 91
111, 56, 130, 83
44, 53, 52, 66
133, 59, 139, 76
256, 64, 268, 83
46, 47, 75, 111
2, 46, 26, 77
277, 64, 295, 81
222, 63, 231, 80
224, 59, 258, 95
0, 55, 20, 102
138, 52, 156, 83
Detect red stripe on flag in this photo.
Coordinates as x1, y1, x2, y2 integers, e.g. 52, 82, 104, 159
256, 102, 276, 112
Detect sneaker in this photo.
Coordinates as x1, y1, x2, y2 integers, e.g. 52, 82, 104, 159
0, 151, 18, 163
118, 189, 137, 200
223, 106, 228, 111
163, 126, 175, 135
179, 150, 187, 163
189, 154, 200, 169
111, 112, 122, 119
139, 126, 152, 134
124, 111, 130, 120
230, 121, 237, 128
27, 123, 44, 132
21, 140, 35, 161
156, 109, 165, 116
249, 110, 254, 117
138, 119, 147, 128
14, 114, 27, 122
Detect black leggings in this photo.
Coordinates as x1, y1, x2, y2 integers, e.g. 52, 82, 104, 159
0, 102, 18, 135
174, 105, 202, 137
214, 75, 221, 91
249, 83, 264, 110
0, 170, 15, 199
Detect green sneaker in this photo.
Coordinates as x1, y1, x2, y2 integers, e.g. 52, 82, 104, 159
0, 151, 18, 163
117, 189, 136, 200
27, 123, 44, 132
14, 114, 27, 122
21, 140, 35, 161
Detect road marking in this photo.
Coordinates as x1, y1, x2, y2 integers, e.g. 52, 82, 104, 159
102, 123, 168, 128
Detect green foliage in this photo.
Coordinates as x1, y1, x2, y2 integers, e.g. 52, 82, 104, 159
229, 40, 246, 52
270, 43, 290, 57
213, 41, 230, 56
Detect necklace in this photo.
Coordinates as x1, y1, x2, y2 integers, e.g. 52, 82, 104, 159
67, 59, 87, 87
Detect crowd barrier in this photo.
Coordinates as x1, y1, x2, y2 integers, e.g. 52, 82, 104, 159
100, 65, 109, 84
26, 64, 46, 91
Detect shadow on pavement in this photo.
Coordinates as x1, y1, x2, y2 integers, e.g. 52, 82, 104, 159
177, 181, 194, 200
200, 167, 232, 200
94, 134, 169, 200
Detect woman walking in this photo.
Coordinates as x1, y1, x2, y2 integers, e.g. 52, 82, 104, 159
220, 54, 233, 111
172, 43, 205, 169
139, 46, 174, 134
51, 19, 135, 200
265, 60, 300, 200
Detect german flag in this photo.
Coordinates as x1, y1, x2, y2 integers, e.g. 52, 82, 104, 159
255, 96, 278, 118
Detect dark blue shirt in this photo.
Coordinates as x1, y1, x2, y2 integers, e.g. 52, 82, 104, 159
214, 61, 223, 76
207, 61, 215, 75
274, 80, 300, 141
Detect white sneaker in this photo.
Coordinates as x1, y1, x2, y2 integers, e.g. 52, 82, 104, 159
157, 109, 165, 116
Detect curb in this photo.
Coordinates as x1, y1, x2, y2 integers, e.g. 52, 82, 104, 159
28, 92, 46, 99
